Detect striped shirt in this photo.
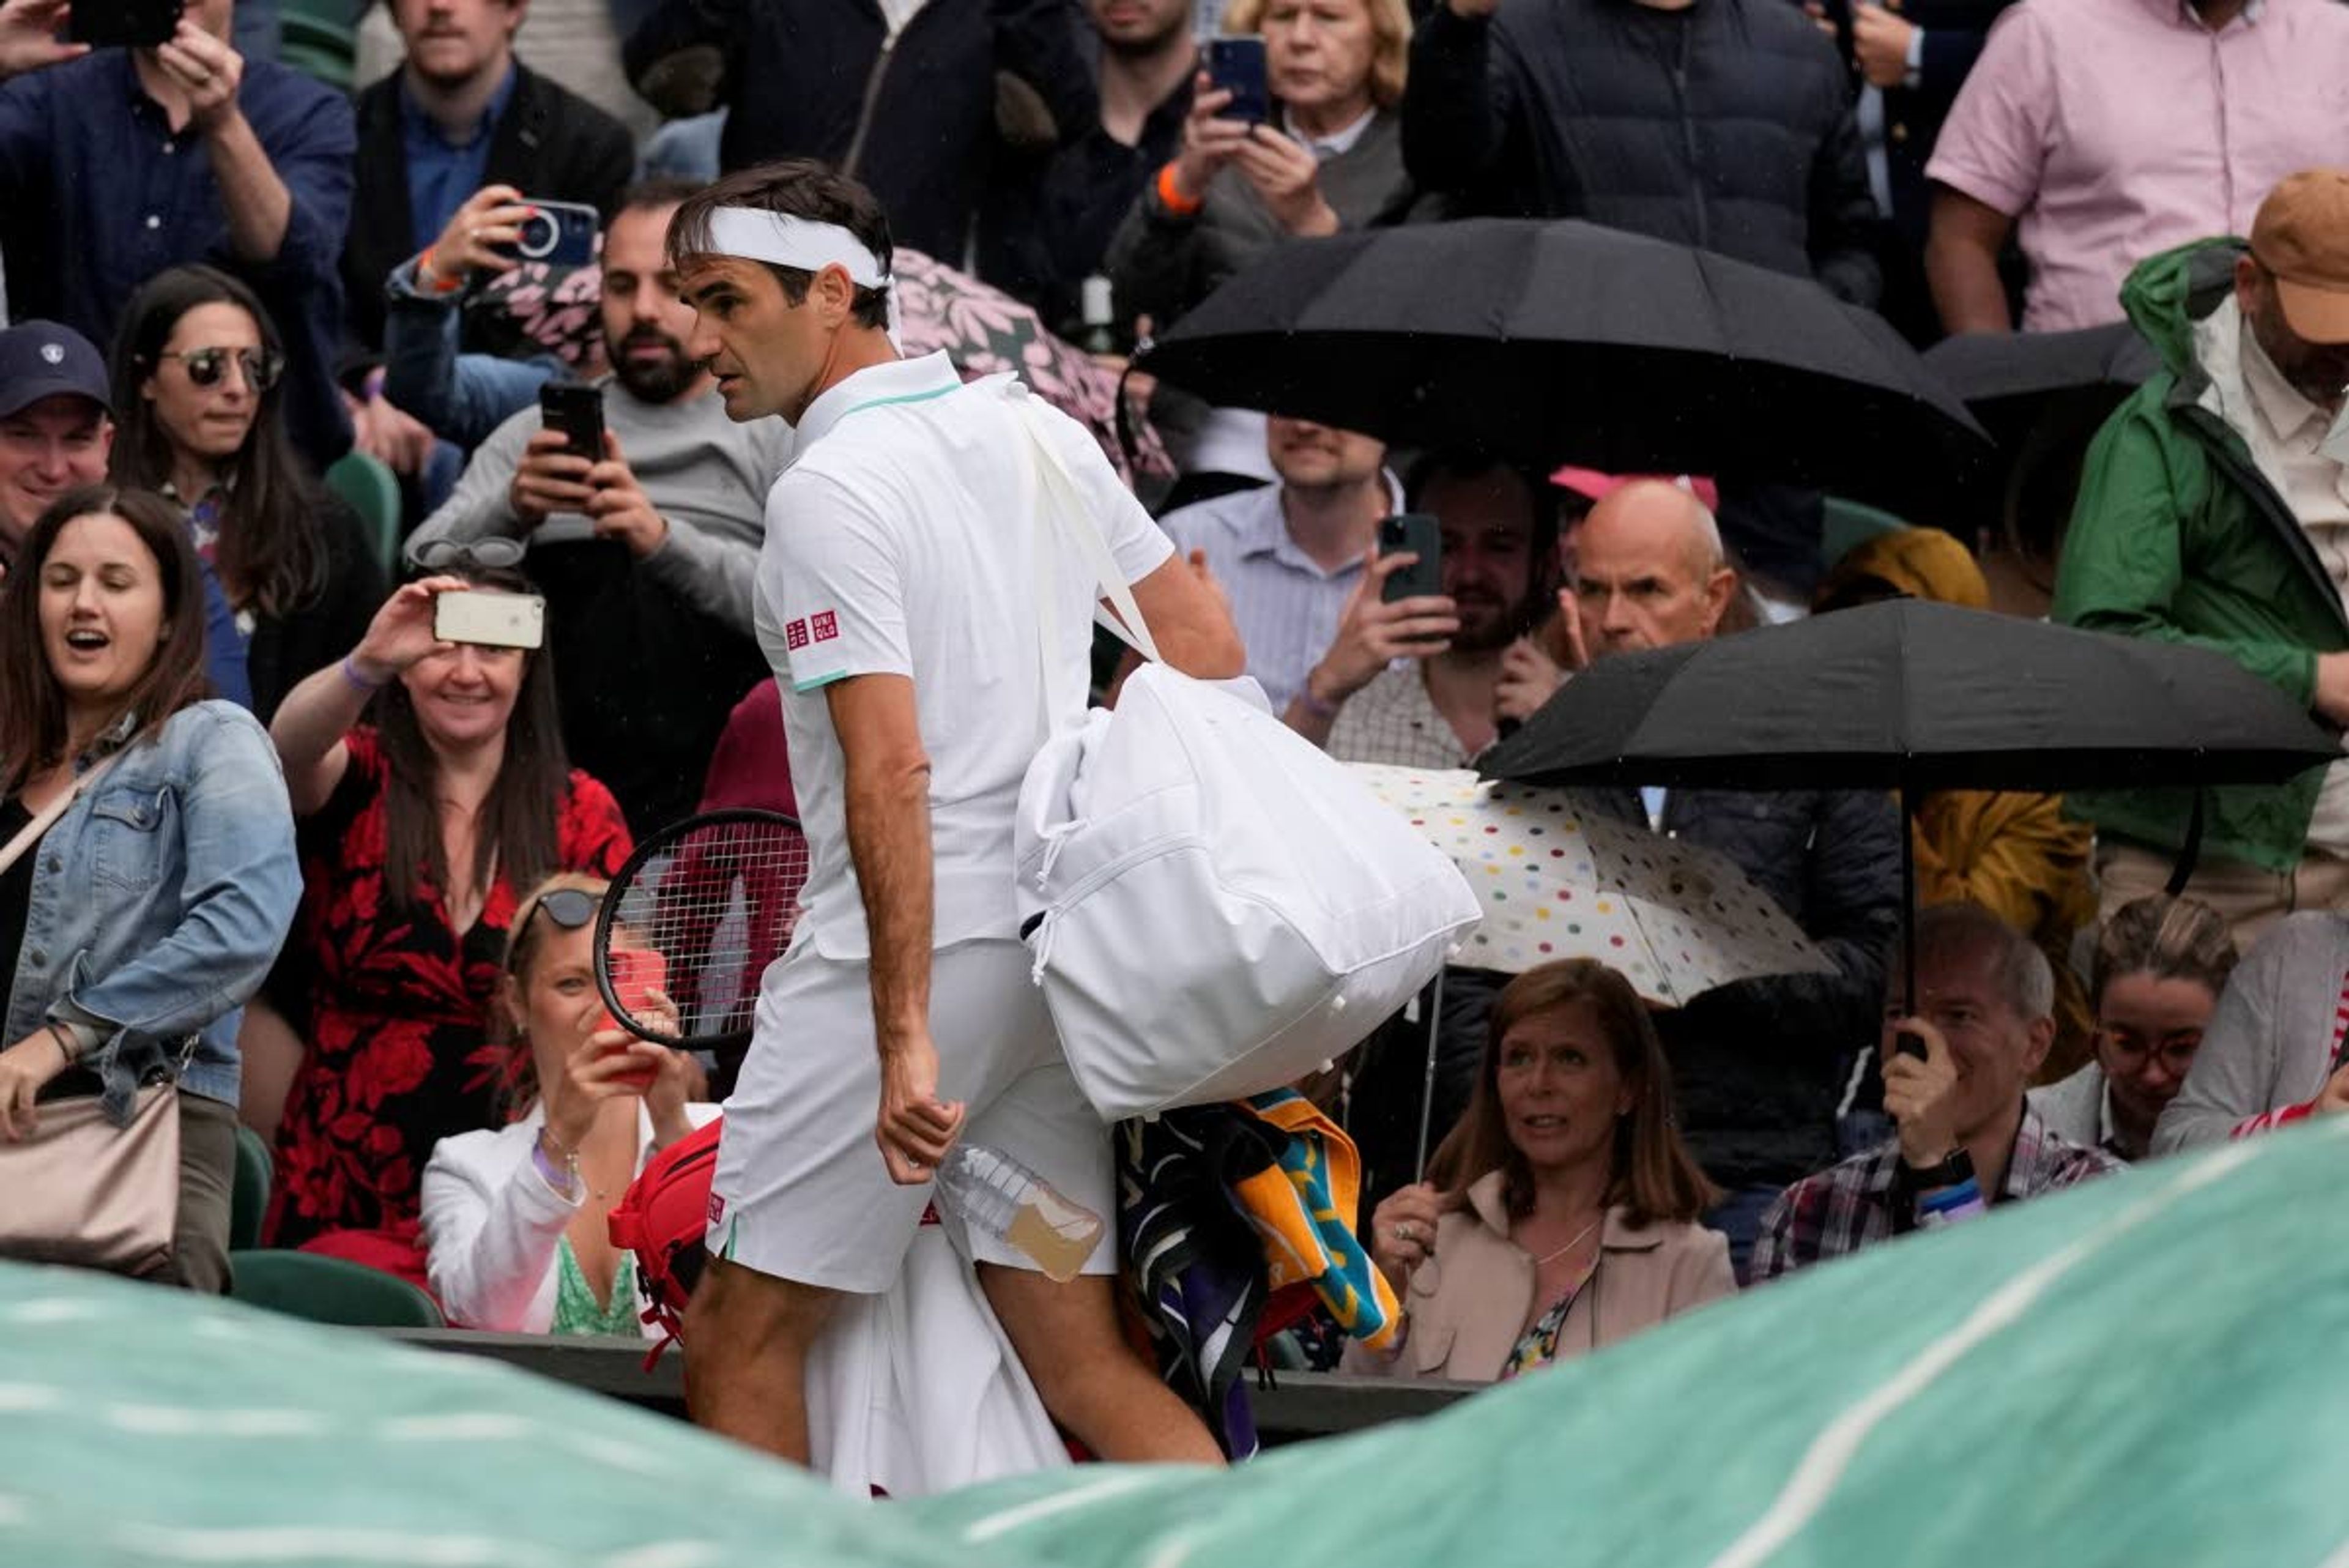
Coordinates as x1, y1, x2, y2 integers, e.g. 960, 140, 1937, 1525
1750, 1104, 2123, 1282
1157, 477, 1398, 715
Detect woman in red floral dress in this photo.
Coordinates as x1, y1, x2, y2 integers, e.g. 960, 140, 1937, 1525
262, 566, 630, 1250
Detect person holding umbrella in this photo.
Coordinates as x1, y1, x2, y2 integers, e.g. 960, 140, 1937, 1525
1751, 904, 2122, 1281
2055, 171, 2349, 952
1814, 526, 2099, 1080
1531, 480, 1904, 1280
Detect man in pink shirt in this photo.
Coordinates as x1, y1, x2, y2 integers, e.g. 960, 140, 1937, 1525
1923, 0, 2349, 335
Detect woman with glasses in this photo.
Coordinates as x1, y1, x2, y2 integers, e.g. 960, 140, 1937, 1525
260, 569, 630, 1255
2031, 895, 2235, 1162
420, 873, 712, 1336
108, 265, 384, 723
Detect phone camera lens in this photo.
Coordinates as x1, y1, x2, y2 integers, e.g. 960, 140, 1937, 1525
516, 211, 557, 260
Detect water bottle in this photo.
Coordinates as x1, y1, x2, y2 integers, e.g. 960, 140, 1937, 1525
1078, 273, 1119, 357
932, 1143, 1105, 1283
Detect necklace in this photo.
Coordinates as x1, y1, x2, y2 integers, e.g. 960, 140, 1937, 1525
1528, 1217, 1602, 1268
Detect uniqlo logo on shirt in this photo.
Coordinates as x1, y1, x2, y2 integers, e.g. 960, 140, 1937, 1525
810, 611, 839, 644
708, 1192, 726, 1227
784, 618, 810, 650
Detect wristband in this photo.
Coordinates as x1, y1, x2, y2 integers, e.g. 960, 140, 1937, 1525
1915, 1175, 1986, 1224
533, 1129, 582, 1198
415, 247, 466, 295
1157, 162, 1206, 218
340, 653, 389, 693
1297, 685, 1341, 722
44, 1022, 80, 1065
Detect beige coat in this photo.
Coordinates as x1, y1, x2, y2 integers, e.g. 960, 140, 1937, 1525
1349, 1172, 1736, 1383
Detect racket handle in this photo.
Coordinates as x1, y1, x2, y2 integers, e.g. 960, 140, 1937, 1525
932, 1143, 1103, 1283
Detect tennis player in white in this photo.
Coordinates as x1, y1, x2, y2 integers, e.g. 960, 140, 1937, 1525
667, 161, 1242, 1465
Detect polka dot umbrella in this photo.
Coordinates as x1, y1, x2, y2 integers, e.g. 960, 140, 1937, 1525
1349, 765, 1831, 1006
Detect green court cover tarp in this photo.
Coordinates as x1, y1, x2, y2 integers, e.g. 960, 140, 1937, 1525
0, 1261, 1020, 1568
908, 1116, 2349, 1568
12, 1116, 2349, 1567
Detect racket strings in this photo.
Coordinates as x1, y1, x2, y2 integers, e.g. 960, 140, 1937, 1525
612, 820, 810, 1042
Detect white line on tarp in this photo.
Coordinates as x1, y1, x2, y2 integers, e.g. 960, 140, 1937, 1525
106, 1525, 549, 1566
962, 1470, 1173, 1542
1707, 1136, 2277, 1568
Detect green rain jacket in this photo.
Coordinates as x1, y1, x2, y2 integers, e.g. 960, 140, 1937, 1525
2052, 237, 2349, 873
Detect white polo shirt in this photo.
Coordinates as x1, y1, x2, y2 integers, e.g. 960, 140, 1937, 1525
756, 352, 1174, 959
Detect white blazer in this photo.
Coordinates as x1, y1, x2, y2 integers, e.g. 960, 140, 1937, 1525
419, 1101, 722, 1337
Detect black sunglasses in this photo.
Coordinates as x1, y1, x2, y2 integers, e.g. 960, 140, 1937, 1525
508, 887, 598, 970
157, 346, 285, 392
410, 537, 527, 573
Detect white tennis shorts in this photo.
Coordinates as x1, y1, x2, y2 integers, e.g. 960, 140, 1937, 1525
707, 937, 1114, 1294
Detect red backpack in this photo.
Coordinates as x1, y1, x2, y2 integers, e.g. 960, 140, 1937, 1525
606, 1116, 725, 1364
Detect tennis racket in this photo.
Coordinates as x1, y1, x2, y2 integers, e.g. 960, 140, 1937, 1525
593, 808, 811, 1052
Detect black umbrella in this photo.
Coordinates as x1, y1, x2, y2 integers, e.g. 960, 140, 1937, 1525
1134, 218, 1995, 527
1922, 323, 2161, 455
1479, 600, 2340, 1008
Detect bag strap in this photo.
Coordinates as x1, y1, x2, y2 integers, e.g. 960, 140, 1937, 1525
1014, 390, 1163, 737
0, 750, 122, 878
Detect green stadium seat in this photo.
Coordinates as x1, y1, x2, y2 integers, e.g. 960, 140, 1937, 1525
229, 1126, 272, 1254
228, 1250, 445, 1329
327, 449, 402, 583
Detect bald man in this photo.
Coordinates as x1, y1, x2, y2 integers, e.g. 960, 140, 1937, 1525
1494, 480, 1738, 718
1568, 478, 1740, 658
1529, 478, 1906, 1282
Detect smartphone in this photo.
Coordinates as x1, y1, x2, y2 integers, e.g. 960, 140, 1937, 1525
1205, 36, 1271, 125
538, 381, 606, 461
1379, 513, 1445, 604
602, 948, 671, 1090
66, 0, 183, 48
432, 589, 546, 650
494, 199, 600, 268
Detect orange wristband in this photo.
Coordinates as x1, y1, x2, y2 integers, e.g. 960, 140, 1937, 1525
415, 246, 466, 295
1157, 162, 1205, 217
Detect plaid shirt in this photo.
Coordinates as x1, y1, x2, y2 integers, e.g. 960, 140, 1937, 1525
1750, 1105, 2123, 1282
1326, 662, 1478, 768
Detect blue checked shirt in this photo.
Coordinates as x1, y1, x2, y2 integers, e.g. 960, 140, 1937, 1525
1158, 474, 1401, 715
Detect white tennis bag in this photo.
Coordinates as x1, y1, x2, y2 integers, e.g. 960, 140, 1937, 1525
1008, 397, 1480, 1122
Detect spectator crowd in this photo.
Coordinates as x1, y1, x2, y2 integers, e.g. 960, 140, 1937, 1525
12, 0, 2349, 1477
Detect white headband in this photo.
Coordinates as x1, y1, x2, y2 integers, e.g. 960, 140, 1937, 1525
703, 208, 890, 289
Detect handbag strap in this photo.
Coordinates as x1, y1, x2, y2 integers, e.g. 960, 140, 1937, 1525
0, 750, 121, 878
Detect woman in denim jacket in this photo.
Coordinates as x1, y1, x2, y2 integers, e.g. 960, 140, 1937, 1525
0, 485, 301, 1292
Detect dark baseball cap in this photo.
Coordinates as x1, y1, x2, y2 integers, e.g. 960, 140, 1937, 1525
0, 320, 111, 420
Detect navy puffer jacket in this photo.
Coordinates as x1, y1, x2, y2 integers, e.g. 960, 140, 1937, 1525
1403, 0, 1882, 306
